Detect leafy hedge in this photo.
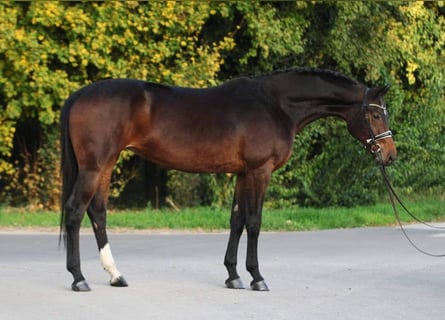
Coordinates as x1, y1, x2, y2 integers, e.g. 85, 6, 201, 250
0, 1, 443, 209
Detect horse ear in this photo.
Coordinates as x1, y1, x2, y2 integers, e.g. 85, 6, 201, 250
378, 85, 391, 96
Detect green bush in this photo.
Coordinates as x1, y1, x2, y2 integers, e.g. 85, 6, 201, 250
0, 1, 443, 209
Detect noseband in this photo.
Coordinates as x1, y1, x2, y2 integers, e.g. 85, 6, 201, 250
361, 88, 393, 154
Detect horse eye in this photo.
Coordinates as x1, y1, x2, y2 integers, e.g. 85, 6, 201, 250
372, 113, 381, 120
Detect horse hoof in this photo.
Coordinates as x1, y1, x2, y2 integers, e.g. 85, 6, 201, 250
111, 276, 128, 287
251, 280, 269, 291
72, 280, 91, 292
225, 278, 245, 289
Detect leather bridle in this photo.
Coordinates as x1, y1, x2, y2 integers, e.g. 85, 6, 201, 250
361, 88, 393, 154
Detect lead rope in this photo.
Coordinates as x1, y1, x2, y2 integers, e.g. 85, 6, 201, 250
378, 164, 445, 257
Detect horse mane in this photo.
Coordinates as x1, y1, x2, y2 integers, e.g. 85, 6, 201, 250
250, 67, 359, 86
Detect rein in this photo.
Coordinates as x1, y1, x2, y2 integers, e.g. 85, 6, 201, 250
361, 88, 445, 257
378, 161, 445, 258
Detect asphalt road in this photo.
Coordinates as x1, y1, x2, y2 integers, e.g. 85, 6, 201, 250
1, 225, 445, 320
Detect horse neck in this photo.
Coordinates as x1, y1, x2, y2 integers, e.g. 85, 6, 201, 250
264, 73, 365, 133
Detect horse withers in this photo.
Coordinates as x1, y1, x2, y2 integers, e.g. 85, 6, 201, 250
60, 68, 396, 291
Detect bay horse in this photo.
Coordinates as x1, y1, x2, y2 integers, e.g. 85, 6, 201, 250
60, 68, 396, 292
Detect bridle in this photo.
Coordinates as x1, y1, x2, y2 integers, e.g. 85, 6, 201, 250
361, 88, 393, 154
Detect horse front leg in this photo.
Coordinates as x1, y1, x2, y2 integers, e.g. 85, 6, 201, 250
224, 183, 246, 289
224, 169, 270, 291
245, 213, 269, 291
244, 169, 271, 291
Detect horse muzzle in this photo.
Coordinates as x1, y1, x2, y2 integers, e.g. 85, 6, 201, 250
364, 130, 396, 166
369, 141, 397, 166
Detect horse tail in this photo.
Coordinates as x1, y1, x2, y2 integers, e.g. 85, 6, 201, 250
59, 92, 80, 247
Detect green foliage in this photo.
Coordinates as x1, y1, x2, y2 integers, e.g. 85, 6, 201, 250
0, 1, 443, 209
0, 1, 234, 208
4, 125, 60, 209
266, 1, 445, 207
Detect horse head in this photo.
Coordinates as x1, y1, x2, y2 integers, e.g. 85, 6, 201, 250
348, 85, 397, 166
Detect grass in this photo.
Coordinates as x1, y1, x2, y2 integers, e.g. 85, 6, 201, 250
0, 197, 444, 232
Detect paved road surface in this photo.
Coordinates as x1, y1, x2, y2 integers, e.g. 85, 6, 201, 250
1, 225, 445, 319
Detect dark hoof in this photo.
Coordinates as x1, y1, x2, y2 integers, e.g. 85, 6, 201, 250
111, 276, 128, 287
251, 280, 269, 291
72, 280, 91, 292
225, 278, 245, 289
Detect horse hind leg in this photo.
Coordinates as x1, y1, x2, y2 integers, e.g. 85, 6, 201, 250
64, 169, 102, 291
87, 167, 127, 287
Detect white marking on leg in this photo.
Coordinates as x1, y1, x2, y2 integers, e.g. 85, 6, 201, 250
100, 243, 122, 282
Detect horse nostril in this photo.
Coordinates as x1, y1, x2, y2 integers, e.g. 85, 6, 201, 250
386, 153, 396, 166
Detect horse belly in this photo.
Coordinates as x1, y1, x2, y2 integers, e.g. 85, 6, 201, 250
130, 121, 291, 174
130, 137, 245, 174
